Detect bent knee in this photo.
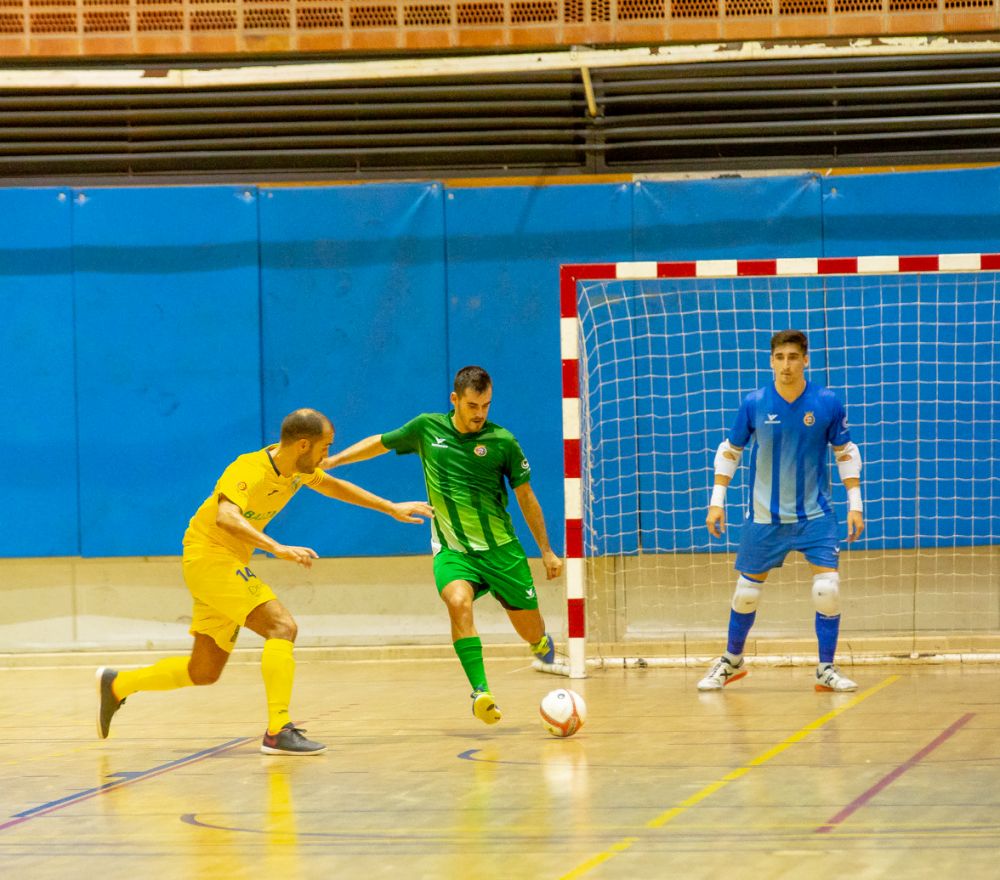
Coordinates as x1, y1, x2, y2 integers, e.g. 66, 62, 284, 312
270, 619, 298, 642
442, 598, 473, 623
440, 585, 474, 612
189, 665, 223, 686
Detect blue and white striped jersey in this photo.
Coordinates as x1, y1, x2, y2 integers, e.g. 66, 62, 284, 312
728, 381, 852, 524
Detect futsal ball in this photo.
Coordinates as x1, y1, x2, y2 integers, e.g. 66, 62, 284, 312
539, 688, 587, 737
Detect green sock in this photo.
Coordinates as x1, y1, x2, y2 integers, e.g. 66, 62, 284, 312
454, 636, 488, 692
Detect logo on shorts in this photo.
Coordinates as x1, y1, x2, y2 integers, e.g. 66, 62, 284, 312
237, 481, 247, 491
526, 587, 535, 598
803, 411, 815, 426
520, 459, 529, 469
474, 445, 487, 456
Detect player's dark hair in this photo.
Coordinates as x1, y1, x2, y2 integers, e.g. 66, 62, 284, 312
454, 365, 492, 397
770, 329, 808, 354
280, 408, 332, 443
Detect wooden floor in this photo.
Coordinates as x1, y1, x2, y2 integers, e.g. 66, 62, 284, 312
1, 656, 998, 879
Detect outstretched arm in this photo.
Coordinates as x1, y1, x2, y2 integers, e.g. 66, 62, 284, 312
319, 434, 390, 470
216, 497, 319, 567
309, 472, 432, 524
834, 442, 865, 542
513, 482, 563, 581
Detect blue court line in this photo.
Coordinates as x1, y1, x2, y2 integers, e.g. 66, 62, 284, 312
0, 736, 253, 833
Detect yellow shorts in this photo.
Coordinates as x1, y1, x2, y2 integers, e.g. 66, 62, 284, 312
182, 554, 277, 653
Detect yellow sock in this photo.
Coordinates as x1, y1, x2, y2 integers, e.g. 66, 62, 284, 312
114, 657, 194, 699
261, 638, 296, 735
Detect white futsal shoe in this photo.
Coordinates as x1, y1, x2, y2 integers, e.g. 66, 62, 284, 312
815, 664, 858, 692
697, 656, 747, 691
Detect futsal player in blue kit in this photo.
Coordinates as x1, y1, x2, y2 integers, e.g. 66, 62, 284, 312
700, 330, 865, 693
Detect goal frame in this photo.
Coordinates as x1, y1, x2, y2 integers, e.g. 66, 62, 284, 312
556, 252, 1000, 679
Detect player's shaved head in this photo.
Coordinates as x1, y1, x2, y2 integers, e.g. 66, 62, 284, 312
280, 408, 333, 443
770, 329, 808, 354
454, 365, 492, 398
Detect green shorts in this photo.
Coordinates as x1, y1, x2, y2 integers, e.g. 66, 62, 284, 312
433, 541, 538, 611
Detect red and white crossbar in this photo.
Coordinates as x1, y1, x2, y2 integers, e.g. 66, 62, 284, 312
563, 253, 1000, 285
558, 252, 1000, 679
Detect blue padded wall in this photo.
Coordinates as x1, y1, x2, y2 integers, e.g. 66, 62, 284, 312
445, 183, 634, 556
2, 167, 997, 559
822, 166, 1000, 256
0, 189, 77, 556
258, 183, 447, 556
73, 187, 262, 556
634, 175, 823, 260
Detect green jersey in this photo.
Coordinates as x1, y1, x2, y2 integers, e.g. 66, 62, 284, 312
381, 411, 531, 553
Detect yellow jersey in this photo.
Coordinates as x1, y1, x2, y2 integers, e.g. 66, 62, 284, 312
183, 445, 324, 564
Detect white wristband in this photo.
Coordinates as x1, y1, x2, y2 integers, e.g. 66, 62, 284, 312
710, 484, 727, 509
847, 487, 863, 513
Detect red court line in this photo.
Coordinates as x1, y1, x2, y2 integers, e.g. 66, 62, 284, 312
0, 735, 253, 833
816, 712, 974, 834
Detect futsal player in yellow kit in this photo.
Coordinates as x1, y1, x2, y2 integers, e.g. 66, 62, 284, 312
96, 408, 432, 755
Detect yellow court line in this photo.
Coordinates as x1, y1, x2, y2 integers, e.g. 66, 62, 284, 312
559, 675, 900, 880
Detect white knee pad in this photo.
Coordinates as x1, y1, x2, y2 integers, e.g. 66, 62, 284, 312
731, 576, 763, 614
812, 571, 841, 617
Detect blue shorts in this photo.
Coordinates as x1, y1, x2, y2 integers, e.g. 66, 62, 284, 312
734, 513, 840, 575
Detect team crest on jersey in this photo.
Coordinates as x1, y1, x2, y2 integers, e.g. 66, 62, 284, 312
474, 445, 487, 457
237, 481, 247, 491
803, 411, 815, 426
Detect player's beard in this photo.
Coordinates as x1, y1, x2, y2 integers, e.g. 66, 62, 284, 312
455, 413, 484, 433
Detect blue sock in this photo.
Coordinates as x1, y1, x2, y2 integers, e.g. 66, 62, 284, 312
815, 613, 841, 665
726, 609, 756, 656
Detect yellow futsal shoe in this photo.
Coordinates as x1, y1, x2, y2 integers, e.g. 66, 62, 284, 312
471, 689, 502, 725
530, 633, 556, 665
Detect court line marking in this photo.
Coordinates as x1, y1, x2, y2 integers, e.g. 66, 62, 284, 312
816, 711, 975, 834
558, 674, 900, 880
0, 736, 253, 833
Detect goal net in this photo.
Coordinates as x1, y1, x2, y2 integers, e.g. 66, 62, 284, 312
554, 255, 1000, 678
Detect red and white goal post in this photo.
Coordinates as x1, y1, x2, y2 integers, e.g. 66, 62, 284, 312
537, 254, 1000, 680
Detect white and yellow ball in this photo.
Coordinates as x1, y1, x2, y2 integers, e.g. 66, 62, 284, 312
539, 688, 586, 737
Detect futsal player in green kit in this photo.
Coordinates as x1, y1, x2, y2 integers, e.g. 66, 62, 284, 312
320, 366, 563, 724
